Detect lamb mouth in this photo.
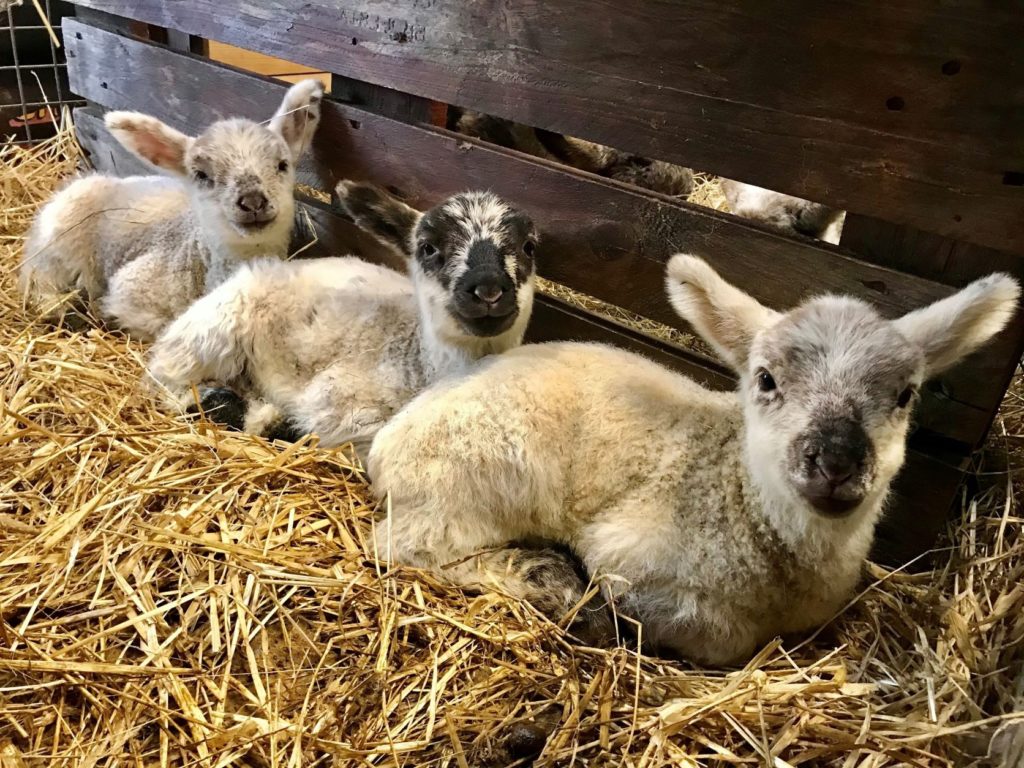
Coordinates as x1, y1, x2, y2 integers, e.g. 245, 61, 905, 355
458, 311, 518, 337
235, 217, 276, 233
802, 493, 863, 518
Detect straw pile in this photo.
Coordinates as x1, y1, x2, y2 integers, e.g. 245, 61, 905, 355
1, 122, 1022, 768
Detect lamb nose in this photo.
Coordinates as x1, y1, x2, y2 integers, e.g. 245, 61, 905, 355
473, 284, 504, 304
814, 453, 855, 486
237, 192, 268, 213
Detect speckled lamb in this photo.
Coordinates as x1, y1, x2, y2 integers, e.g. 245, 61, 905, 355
146, 182, 539, 459
368, 256, 1019, 663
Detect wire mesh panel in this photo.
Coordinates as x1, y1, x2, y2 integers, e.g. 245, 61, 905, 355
1, 0, 81, 144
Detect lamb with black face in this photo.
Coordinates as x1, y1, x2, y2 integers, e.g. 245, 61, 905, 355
412, 192, 538, 338
147, 182, 541, 466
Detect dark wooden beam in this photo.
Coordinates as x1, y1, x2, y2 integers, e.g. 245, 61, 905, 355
841, 213, 1024, 453
66, 0, 1024, 254
328, 73, 434, 123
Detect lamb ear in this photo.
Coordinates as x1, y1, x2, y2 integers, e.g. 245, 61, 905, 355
334, 180, 422, 255
893, 273, 1020, 376
105, 111, 193, 175
268, 78, 325, 160
665, 254, 780, 371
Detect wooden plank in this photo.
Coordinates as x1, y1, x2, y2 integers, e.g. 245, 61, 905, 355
66, 0, 1024, 255
63, 19, 1014, 452
841, 214, 1024, 288
74, 105, 149, 176
329, 73, 434, 123
528, 295, 734, 391
841, 214, 1024, 451
66, 105, 967, 567
874, 452, 968, 569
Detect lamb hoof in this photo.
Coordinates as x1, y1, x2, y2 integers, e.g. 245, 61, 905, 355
569, 604, 618, 648
58, 311, 92, 333
189, 387, 247, 431
265, 417, 306, 444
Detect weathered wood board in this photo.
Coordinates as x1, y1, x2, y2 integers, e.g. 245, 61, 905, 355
68, 0, 1024, 254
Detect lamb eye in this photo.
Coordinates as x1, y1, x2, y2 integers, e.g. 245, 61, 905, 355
755, 368, 777, 393
277, 159, 289, 173
896, 385, 916, 409
419, 242, 439, 260
193, 169, 210, 184
523, 240, 537, 258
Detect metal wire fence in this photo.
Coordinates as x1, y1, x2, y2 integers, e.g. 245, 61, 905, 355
1, 0, 82, 144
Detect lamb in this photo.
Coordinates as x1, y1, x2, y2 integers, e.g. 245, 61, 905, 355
453, 109, 694, 197
145, 182, 539, 458
721, 179, 846, 244
367, 256, 1019, 663
453, 111, 851, 244
19, 78, 325, 340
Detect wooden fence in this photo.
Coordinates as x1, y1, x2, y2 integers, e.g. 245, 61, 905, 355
62, 1, 1024, 565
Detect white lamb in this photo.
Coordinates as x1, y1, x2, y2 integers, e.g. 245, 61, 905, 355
368, 256, 1019, 663
145, 181, 539, 457
721, 179, 846, 244
19, 79, 324, 340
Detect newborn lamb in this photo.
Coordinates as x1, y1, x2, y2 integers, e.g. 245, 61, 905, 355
146, 182, 538, 458
368, 256, 1018, 662
20, 79, 324, 340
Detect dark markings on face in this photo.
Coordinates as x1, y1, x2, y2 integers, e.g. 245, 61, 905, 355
410, 192, 539, 337
500, 209, 538, 283
759, 301, 921, 410
414, 193, 538, 288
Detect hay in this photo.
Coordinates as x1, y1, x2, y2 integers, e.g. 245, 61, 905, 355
1, 123, 1023, 768
686, 173, 730, 214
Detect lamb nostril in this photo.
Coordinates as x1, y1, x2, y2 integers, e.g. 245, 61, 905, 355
237, 192, 268, 213
814, 454, 855, 486
473, 285, 503, 304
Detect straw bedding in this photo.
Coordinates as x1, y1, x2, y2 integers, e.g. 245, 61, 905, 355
1, 121, 1022, 768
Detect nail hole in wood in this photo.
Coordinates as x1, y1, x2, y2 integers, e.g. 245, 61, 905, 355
1003, 171, 1024, 186
351, 37, 358, 45
953, 214, 963, 222
860, 279, 887, 294
348, 119, 361, 130
75, 32, 82, 39
927, 379, 953, 400
941, 60, 961, 76
886, 96, 904, 111
100, 82, 108, 89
